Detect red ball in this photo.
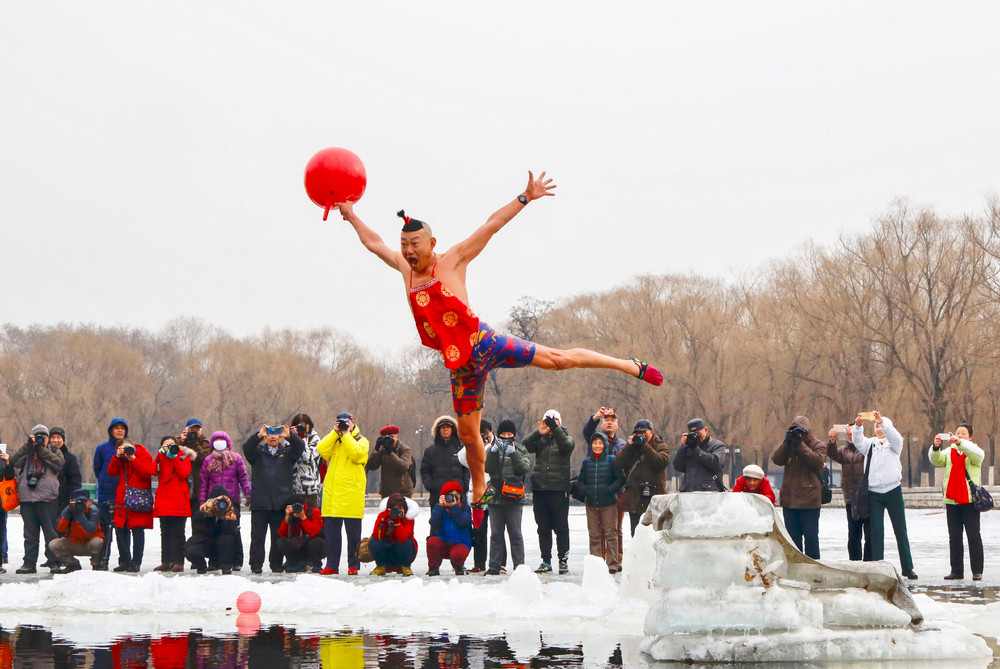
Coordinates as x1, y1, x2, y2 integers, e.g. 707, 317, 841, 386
304, 147, 367, 220
236, 590, 261, 614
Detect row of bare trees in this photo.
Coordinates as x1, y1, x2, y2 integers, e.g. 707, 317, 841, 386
2, 199, 999, 485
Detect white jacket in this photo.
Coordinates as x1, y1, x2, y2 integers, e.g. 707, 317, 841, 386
852, 417, 903, 494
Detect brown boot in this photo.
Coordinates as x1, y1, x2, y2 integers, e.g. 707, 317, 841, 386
171, 563, 184, 573
153, 563, 171, 572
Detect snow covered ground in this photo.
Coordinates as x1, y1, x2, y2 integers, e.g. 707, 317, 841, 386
1, 504, 999, 666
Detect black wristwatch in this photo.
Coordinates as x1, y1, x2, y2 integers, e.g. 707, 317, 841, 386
517, 194, 528, 205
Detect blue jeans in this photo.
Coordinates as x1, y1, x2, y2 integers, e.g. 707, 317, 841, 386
782, 507, 820, 559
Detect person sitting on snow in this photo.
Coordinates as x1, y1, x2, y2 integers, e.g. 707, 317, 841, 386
731, 464, 775, 504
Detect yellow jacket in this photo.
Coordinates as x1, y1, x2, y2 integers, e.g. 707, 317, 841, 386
318, 426, 369, 518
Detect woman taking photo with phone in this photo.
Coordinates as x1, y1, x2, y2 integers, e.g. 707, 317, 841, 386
930, 423, 985, 581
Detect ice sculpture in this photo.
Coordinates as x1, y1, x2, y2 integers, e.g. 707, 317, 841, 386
639, 492, 991, 663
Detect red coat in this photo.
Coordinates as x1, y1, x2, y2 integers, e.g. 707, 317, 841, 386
279, 504, 324, 539
732, 475, 776, 505
153, 451, 193, 518
372, 508, 418, 555
108, 444, 155, 529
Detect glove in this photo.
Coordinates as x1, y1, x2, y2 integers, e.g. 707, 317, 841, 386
61, 507, 73, 520
785, 429, 804, 447
503, 442, 516, 456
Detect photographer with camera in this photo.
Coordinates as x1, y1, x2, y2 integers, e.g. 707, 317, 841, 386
672, 418, 727, 493
180, 418, 212, 517
524, 409, 575, 575
852, 411, 917, 579
317, 411, 369, 576
107, 438, 154, 572
290, 413, 323, 506
151, 436, 194, 572
185, 484, 240, 574
930, 423, 985, 581
92, 417, 128, 570
243, 423, 306, 574
11, 424, 65, 574
426, 480, 474, 576
615, 418, 670, 539
367, 425, 415, 498
483, 419, 529, 576
48, 489, 104, 573
199, 430, 251, 570
771, 415, 826, 560
370, 493, 420, 576
277, 494, 325, 573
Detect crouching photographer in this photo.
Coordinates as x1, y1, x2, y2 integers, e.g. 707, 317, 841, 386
277, 494, 325, 573
369, 493, 419, 576
184, 485, 240, 574
48, 489, 104, 573
615, 419, 670, 537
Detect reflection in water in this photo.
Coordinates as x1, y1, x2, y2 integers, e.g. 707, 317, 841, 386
0, 624, 627, 668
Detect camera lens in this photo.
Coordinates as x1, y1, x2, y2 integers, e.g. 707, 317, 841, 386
291, 503, 303, 515
168, 443, 179, 455
124, 445, 136, 456
218, 499, 228, 510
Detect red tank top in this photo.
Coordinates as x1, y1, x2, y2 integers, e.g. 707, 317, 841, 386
409, 262, 480, 369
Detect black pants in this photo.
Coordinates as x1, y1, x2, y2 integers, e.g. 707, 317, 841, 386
628, 511, 643, 537
115, 526, 145, 566
277, 536, 326, 568
868, 486, 913, 572
371, 537, 417, 569
20, 501, 58, 567
97, 501, 117, 567
159, 516, 187, 566
249, 509, 285, 571
185, 534, 239, 570
472, 508, 489, 569
782, 507, 820, 559
532, 490, 570, 562
946, 503, 984, 576
323, 517, 362, 571
845, 504, 872, 561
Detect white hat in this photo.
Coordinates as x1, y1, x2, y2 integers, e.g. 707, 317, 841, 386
743, 464, 765, 480
544, 409, 562, 422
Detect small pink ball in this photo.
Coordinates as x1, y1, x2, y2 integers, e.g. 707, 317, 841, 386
236, 590, 261, 614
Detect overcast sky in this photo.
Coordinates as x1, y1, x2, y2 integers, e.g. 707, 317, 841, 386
3, 2, 998, 358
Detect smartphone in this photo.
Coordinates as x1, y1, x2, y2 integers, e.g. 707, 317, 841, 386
265, 426, 282, 436
833, 424, 849, 439
858, 411, 876, 421
937, 432, 953, 443
0, 443, 6, 454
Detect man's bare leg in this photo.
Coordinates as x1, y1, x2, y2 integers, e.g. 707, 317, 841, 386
530, 344, 663, 385
456, 410, 487, 502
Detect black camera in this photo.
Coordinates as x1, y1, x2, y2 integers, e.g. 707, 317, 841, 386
168, 443, 180, 456
26, 472, 41, 488
641, 483, 652, 498
337, 420, 350, 432
33, 434, 46, 447
375, 435, 393, 451
73, 500, 87, 512
786, 425, 807, 446
123, 445, 136, 457
184, 431, 199, 446
390, 506, 403, 519
631, 433, 646, 447
291, 503, 304, 515
444, 492, 458, 504
685, 431, 700, 448
294, 423, 308, 437
543, 415, 559, 430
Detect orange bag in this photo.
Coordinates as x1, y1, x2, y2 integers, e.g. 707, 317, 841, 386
1, 469, 19, 512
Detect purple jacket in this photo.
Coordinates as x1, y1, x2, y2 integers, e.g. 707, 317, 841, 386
199, 431, 252, 504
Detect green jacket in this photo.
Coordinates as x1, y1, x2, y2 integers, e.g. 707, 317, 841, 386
523, 426, 575, 492
929, 439, 984, 505
485, 438, 530, 506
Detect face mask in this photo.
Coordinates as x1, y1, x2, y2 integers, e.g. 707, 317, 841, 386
213, 440, 227, 451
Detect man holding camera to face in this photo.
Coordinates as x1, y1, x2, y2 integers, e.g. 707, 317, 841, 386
367, 425, 415, 498
243, 423, 306, 574
185, 484, 241, 574
524, 409, 575, 575
673, 418, 727, 493
278, 494, 325, 573
48, 488, 104, 573
11, 424, 65, 574
771, 416, 826, 559
317, 411, 369, 575
180, 418, 212, 516
616, 418, 670, 538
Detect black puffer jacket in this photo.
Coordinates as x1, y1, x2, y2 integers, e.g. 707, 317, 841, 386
672, 434, 727, 492
419, 416, 469, 499
523, 426, 576, 492
57, 445, 83, 510
242, 433, 305, 511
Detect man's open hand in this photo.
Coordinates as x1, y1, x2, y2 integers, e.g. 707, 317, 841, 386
524, 171, 556, 201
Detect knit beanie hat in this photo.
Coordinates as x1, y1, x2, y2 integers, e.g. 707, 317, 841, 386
497, 419, 517, 437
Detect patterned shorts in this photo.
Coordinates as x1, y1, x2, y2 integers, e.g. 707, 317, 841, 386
450, 322, 536, 416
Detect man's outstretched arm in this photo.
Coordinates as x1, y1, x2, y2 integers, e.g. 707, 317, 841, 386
450, 171, 556, 265
336, 201, 405, 271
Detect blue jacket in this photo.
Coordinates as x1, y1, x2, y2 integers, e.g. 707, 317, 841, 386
93, 418, 128, 504
429, 502, 473, 548
578, 443, 624, 508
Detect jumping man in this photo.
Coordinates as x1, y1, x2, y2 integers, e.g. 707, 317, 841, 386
334, 171, 662, 506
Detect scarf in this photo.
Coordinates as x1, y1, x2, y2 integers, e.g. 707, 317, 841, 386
945, 448, 970, 505
206, 448, 237, 474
